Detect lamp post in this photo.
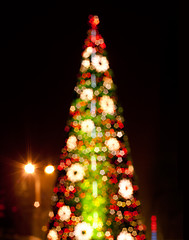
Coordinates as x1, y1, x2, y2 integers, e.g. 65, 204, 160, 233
24, 163, 55, 238
24, 163, 55, 207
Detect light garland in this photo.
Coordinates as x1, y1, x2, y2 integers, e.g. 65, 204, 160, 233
80, 88, 93, 101
47, 15, 146, 240
105, 137, 120, 151
99, 95, 115, 115
67, 163, 85, 182
47, 229, 58, 240
81, 119, 95, 133
118, 179, 133, 199
82, 46, 94, 58
91, 54, 109, 72
80, 59, 90, 72
67, 135, 77, 150
103, 76, 113, 89
117, 230, 134, 240
58, 205, 71, 221
74, 222, 93, 240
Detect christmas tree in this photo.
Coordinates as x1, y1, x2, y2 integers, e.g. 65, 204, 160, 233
46, 15, 146, 240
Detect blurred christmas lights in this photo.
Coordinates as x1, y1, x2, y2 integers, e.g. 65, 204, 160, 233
45, 15, 146, 240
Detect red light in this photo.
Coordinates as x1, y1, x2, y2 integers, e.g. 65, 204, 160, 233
151, 215, 157, 221
89, 15, 100, 29
151, 215, 157, 233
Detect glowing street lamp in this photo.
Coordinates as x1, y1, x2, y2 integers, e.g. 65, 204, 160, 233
44, 165, 55, 174
24, 163, 35, 174
24, 163, 55, 210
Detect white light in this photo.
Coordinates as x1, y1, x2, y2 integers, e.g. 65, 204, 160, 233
34, 201, 40, 208
81, 119, 95, 133
118, 179, 133, 199
58, 206, 71, 221
99, 95, 115, 115
117, 131, 123, 138
82, 47, 94, 58
80, 88, 93, 101
91, 55, 109, 72
93, 212, 98, 229
100, 170, 105, 175
105, 137, 120, 151
117, 230, 134, 240
80, 59, 90, 72
67, 163, 85, 183
74, 222, 93, 240
45, 165, 55, 174
91, 156, 96, 171
47, 229, 58, 240
103, 76, 113, 89
67, 135, 77, 150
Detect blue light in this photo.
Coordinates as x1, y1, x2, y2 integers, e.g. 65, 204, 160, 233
151, 232, 157, 240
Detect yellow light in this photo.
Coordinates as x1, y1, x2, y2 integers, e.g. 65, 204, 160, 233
42, 225, 48, 232
44, 165, 55, 174
97, 232, 103, 238
24, 163, 35, 174
34, 201, 40, 208
87, 216, 93, 221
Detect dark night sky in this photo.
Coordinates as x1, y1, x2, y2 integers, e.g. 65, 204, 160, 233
0, 1, 181, 239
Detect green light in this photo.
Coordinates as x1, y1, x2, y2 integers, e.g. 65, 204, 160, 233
93, 181, 98, 198
87, 215, 93, 221
93, 212, 98, 228
91, 156, 97, 170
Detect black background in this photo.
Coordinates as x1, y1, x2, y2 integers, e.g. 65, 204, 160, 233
0, 1, 181, 239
